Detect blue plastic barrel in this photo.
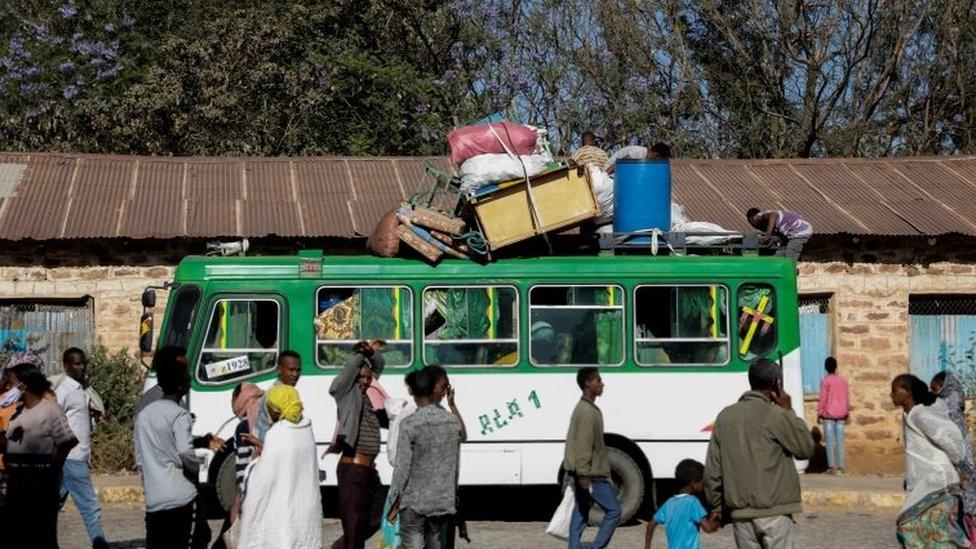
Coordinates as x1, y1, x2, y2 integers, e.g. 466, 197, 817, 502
613, 158, 672, 244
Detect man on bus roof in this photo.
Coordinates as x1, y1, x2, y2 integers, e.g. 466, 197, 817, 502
746, 208, 813, 260
571, 131, 610, 169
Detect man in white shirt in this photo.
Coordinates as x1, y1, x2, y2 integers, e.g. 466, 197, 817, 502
55, 348, 108, 549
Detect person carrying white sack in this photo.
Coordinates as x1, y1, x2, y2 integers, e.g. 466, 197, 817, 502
605, 143, 671, 174
236, 385, 323, 549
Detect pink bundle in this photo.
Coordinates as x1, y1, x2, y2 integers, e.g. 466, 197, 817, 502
447, 122, 538, 166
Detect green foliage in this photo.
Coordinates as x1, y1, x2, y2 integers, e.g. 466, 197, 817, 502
86, 344, 144, 472
5, 1, 976, 158
1, 0, 466, 156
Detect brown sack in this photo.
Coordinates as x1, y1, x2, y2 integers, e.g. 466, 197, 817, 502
368, 209, 401, 257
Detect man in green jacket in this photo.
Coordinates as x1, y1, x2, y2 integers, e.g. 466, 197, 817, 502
704, 358, 815, 549
563, 367, 620, 549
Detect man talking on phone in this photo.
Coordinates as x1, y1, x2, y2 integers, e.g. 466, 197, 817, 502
704, 358, 815, 549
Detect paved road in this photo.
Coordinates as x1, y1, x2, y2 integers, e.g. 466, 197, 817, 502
59, 502, 899, 548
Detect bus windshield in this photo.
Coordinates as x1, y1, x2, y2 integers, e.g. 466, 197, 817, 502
161, 284, 201, 350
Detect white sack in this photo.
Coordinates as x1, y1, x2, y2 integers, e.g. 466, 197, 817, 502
672, 221, 735, 245
458, 153, 553, 193
545, 486, 576, 540
671, 201, 690, 227
586, 164, 614, 218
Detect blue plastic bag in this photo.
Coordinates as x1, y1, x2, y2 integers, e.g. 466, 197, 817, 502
379, 492, 401, 549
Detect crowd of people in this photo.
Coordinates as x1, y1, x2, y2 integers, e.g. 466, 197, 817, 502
129, 340, 466, 549
2, 337, 976, 548
0, 349, 108, 549
567, 358, 976, 549
564, 360, 815, 549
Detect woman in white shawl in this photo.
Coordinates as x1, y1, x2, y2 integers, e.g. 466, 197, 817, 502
891, 374, 970, 548
237, 384, 323, 549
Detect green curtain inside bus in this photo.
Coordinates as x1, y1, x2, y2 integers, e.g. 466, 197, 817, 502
592, 286, 623, 365
428, 288, 493, 340
425, 288, 517, 366
738, 285, 777, 360
676, 287, 725, 339
360, 288, 410, 341
215, 301, 253, 349
316, 288, 412, 366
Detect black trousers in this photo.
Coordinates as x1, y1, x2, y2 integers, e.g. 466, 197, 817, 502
8, 466, 61, 549
145, 501, 194, 549
333, 463, 385, 549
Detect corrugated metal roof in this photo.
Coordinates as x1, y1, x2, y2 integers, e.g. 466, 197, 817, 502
186, 199, 238, 237
63, 158, 133, 238
0, 162, 27, 199
1, 152, 976, 240
121, 160, 184, 238
241, 200, 303, 237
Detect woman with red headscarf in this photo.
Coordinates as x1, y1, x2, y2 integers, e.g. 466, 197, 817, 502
214, 382, 264, 548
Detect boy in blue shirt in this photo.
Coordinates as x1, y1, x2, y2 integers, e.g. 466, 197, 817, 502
645, 459, 721, 549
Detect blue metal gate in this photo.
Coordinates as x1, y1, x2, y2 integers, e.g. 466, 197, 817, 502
799, 296, 832, 394
0, 299, 94, 375
910, 304, 976, 384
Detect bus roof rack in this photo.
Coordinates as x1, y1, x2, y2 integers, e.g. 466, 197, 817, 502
598, 230, 787, 257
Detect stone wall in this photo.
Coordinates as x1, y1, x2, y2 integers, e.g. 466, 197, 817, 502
0, 241, 180, 353
0, 237, 358, 357
797, 235, 976, 474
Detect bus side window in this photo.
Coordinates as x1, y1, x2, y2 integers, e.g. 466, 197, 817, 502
198, 298, 281, 384
529, 285, 624, 367
422, 286, 518, 367
737, 284, 777, 361
634, 285, 729, 366
315, 286, 413, 368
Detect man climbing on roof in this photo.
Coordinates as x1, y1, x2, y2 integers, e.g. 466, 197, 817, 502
746, 208, 813, 260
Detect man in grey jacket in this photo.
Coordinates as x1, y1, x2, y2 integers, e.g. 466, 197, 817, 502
329, 340, 386, 549
563, 367, 620, 549
704, 358, 815, 549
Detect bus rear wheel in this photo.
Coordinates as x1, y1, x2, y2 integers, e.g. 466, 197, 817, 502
562, 446, 646, 527
590, 446, 644, 526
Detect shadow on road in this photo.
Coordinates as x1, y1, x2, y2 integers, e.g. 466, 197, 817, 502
107, 540, 146, 548
321, 485, 563, 522
323, 481, 685, 523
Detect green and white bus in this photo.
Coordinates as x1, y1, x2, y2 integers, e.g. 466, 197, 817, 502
142, 251, 801, 522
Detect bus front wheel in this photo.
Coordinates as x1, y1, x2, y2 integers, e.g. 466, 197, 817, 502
204, 448, 238, 518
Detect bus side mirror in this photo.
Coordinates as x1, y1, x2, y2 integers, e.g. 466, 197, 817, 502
142, 289, 157, 308
139, 312, 154, 354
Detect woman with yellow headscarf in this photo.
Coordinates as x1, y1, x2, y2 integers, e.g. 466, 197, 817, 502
237, 385, 323, 548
